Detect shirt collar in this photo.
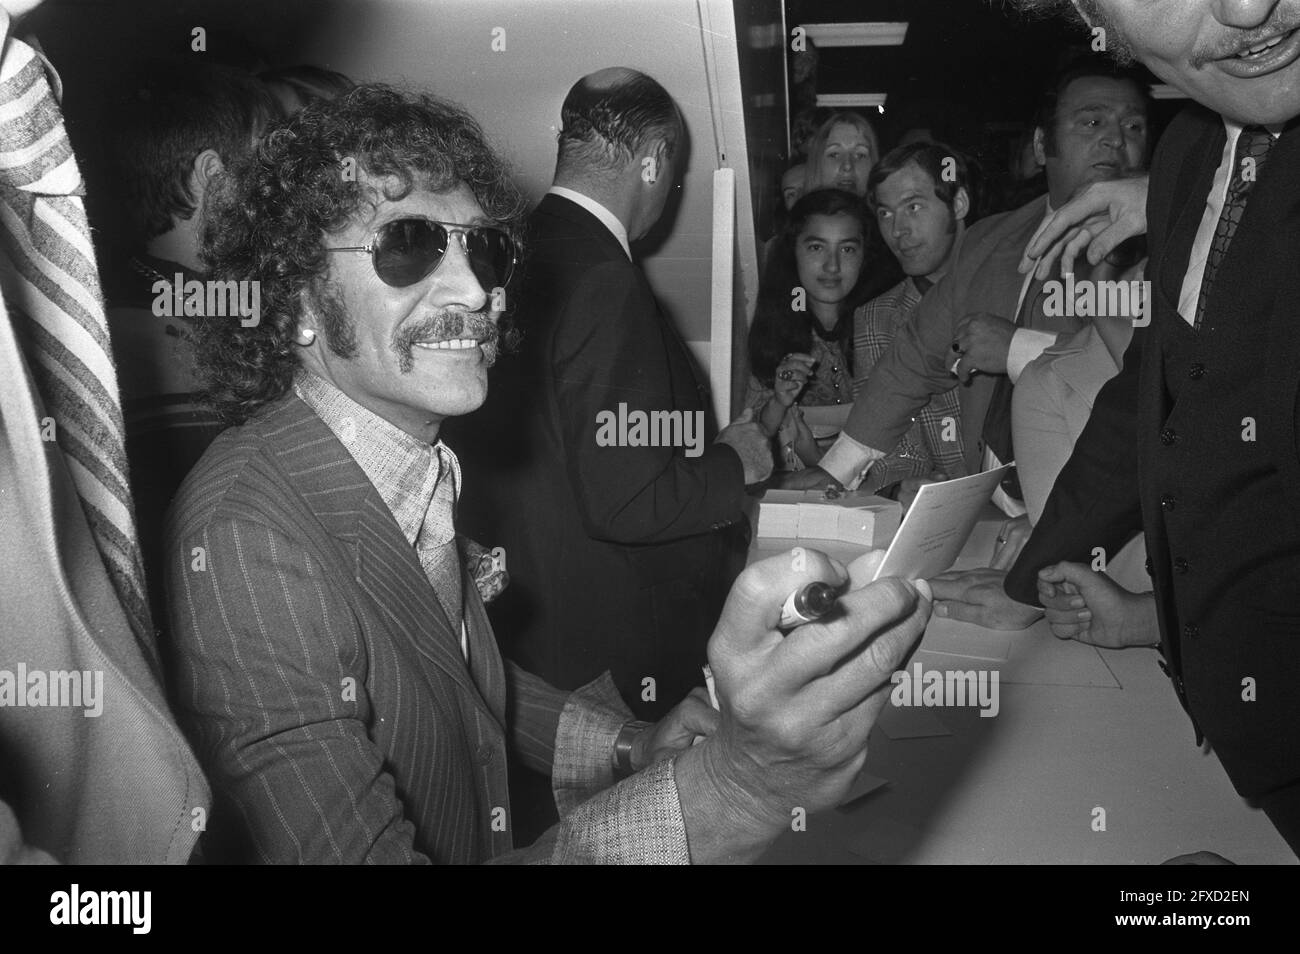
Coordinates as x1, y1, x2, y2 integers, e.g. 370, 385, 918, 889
1222, 117, 1285, 140
293, 370, 459, 548
548, 186, 632, 260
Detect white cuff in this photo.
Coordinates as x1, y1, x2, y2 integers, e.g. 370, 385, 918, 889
819, 432, 885, 489
1006, 329, 1059, 384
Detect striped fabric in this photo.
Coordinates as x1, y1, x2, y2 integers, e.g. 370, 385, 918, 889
851, 277, 967, 489
294, 370, 467, 642
165, 392, 690, 862
0, 31, 153, 664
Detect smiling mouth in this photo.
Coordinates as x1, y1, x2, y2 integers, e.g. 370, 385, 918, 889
1216, 24, 1300, 77
1233, 29, 1293, 59
412, 337, 484, 351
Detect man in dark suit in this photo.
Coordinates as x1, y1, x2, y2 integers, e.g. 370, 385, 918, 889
166, 84, 929, 863
459, 68, 771, 723
782, 61, 1150, 514
944, 0, 1300, 854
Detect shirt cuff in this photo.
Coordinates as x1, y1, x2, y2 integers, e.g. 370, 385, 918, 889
1007, 329, 1059, 384
552, 672, 635, 817
819, 432, 886, 488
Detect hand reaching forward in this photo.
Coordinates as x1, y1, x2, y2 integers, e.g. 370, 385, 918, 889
1036, 562, 1159, 648
672, 547, 929, 862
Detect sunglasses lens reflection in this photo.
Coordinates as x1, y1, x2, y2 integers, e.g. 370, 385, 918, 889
372, 220, 515, 290
374, 219, 447, 287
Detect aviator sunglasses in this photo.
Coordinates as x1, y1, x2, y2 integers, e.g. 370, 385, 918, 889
328, 218, 519, 291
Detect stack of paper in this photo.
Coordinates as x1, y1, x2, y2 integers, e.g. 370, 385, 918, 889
755, 490, 901, 548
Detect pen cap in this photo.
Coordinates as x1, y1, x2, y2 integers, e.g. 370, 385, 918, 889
797, 581, 840, 618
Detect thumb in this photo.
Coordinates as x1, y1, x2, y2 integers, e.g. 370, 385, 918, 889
1049, 561, 1101, 591
846, 549, 887, 589
675, 696, 721, 737
734, 406, 754, 424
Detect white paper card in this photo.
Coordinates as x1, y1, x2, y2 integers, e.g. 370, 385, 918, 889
872, 465, 1012, 581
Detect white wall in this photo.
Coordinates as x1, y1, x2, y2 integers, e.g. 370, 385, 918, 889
46, 0, 787, 416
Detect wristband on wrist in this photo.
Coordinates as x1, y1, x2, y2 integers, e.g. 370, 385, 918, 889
612, 720, 653, 779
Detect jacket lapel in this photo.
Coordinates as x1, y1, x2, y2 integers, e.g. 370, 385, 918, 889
266, 394, 500, 726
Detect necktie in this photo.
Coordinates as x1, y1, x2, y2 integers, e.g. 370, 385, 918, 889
416, 443, 463, 637
1193, 126, 1276, 330
0, 33, 155, 661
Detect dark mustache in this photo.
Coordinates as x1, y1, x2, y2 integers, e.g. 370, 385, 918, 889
1195, 13, 1300, 66
393, 311, 499, 351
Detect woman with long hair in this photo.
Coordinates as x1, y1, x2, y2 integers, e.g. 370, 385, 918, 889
803, 111, 881, 197
746, 188, 872, 471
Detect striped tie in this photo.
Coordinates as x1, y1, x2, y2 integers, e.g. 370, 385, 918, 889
0, 32, 155, 663
1193, 126, 1276, 330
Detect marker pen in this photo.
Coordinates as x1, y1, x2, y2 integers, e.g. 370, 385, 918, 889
778, 580, 845, 630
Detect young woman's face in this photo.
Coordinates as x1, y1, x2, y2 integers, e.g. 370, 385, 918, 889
817, 122, 875, 196
794, 212, 865, 308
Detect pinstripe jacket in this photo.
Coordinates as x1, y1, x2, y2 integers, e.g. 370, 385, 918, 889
164, 391, 691, 863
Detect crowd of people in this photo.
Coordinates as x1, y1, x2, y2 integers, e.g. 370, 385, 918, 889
2, 0, 1298, 864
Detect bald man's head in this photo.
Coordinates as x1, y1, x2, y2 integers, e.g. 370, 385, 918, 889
556, 67, 682, 178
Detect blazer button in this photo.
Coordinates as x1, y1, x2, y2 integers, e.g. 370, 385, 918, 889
1173, 557, 1189, 574
1160, 493, 1177, 512
1145, 557, 1153, 576
1159, 427, 1178, 446
1183, 622, 1199, 639
1188, 363, 1206, 380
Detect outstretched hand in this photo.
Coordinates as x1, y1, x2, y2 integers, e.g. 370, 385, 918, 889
1021, 175, 1149, 281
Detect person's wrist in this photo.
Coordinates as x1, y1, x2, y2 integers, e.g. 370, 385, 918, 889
672, 737, 784, 863
1120, 590, 1161, 648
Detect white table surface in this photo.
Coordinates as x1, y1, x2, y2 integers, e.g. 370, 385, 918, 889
748, 508, 1296, 864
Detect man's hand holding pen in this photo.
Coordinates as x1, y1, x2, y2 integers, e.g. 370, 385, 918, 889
668, 548, 930, 862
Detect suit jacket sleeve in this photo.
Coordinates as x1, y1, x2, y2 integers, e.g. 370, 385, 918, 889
172, 515, 691, 865
168, 516, 430, 864
491, 670, 693, 865
1005, 328, 1146, 605
550, 260, 744, 544
840, 258, 964, 454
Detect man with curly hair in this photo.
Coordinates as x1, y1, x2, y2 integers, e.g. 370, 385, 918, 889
163, 84, 929, 863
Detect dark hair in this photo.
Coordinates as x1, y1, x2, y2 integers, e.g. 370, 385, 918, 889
258, 64, 355, 112
110, 59, 280, 243
196, 83, 526, 425
556, 68, 681, 175
1035, 57, 1150, 154
748, 189, 873, 386
868, 141, 970, 211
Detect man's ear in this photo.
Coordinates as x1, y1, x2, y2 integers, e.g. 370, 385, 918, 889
190, 148, 226, 205
1032, 127, 1048, 167
952, 186, 970, 224
638, 137, 669, 186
